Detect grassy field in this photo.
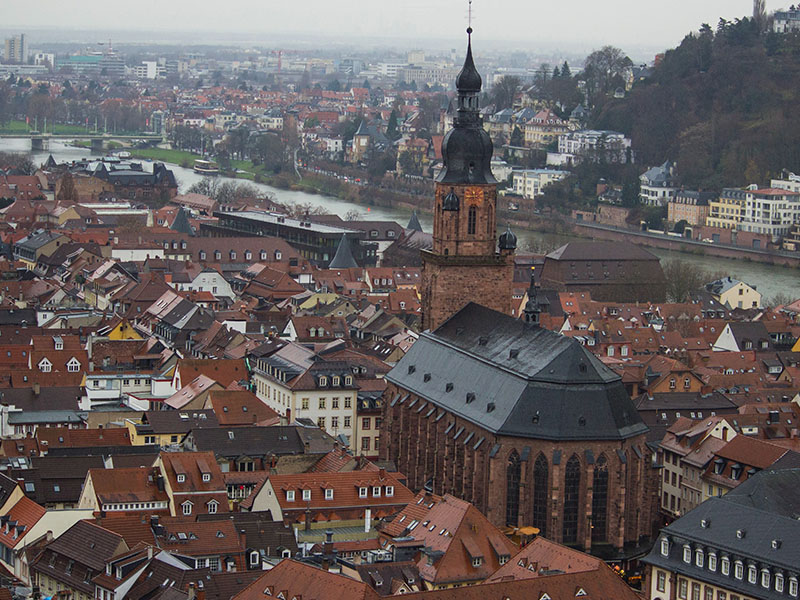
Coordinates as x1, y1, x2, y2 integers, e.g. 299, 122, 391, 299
128, 147, 202, 165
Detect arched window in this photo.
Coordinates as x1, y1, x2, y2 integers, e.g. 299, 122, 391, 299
468, 206, 477, 235
563, 455, 581, 544
533, 454, 549, 537
506, 451, 521, 527
591, 455, 608, 543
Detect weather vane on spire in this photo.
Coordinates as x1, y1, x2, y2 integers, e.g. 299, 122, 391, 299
467, 0, 473, 34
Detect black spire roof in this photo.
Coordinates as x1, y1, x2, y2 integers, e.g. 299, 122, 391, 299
407, 210, 423, 232
328, 234, 358, 269
436, 28, 496, 186
498, 226, 517, 251
455, 28, 482, 93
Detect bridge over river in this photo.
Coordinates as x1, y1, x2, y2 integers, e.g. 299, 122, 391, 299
0, 132, 163, 152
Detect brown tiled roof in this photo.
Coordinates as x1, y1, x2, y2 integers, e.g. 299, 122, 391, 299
0, 495, 45, 550
231, 559, 380, 600
175, 358, 247, 388
714, 434, 788, 468
400, 566, 639, 600
486, 536, 601, 582
92, 514, 156, 548
381, 492, 518, 586
156, 516, 245, 558
38, 427, 131, 449
268, 470, 414, 515
208, 390, 279, 426
87, 467, 169, 505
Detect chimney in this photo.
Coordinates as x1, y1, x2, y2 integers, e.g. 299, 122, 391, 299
364, 508, 371, 533
188, 583, 195, 600
147, 545, 153, 560
323, 529, 334, 556
33, 382, 40, 396
379, 467, 386, 480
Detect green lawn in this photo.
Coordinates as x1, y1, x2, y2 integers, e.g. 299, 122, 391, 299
129, 148, 202, 165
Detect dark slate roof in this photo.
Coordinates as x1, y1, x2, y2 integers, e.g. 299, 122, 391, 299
407, 211, 423, 232
186, 426, 306, 458
328, 234, 359, 269
546, 241, 659, 262
386, 303, 647, 441
643, 469, 800, 599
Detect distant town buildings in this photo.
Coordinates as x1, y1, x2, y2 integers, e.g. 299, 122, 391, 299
3, 34, 27, 64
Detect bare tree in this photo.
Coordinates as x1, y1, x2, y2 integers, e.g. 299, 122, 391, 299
661, 258, 710, 303
753, 0, 768, 32
492, 76, 521, 110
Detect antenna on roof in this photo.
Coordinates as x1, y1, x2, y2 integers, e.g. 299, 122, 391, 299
468, 0, 473, 29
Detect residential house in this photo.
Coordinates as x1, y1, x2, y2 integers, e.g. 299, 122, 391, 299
154, 451, 229, 517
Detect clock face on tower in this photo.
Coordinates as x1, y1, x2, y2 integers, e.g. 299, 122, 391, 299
464, 188, 483, 205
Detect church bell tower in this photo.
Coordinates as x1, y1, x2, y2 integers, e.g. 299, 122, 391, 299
421, 27, 516, 331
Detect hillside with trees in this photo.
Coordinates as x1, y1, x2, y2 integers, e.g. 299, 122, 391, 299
592, 15, 800, 189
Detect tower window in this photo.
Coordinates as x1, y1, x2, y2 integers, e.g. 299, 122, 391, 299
468, 206, 477, 235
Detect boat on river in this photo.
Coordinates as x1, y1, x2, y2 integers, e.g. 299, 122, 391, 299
193, 159, 219, 175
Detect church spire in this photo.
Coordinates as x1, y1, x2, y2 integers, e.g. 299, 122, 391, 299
524, 267, 541, 326
436, 26, 495, 185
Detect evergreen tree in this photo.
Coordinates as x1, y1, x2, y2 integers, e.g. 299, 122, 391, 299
561, 61, 571, 78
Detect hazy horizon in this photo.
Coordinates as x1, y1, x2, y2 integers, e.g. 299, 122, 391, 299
4, 0, 759, 59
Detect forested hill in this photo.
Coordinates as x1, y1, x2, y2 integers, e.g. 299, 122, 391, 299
592, 17, 800, 190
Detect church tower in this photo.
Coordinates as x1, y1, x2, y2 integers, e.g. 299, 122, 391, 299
421, 28, 516, 331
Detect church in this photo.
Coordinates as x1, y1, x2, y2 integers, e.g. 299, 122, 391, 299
379, 28, 658, 558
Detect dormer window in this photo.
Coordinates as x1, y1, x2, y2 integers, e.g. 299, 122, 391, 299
230, 250, 236, 260
275, 250, 282, 261
260, 250, 267, 260
332, 376, 340, 386
202, 473, 210, 483
721, 557, 730, 576
67, 357, 81, 372
200, 251, 206, 260
762, 569, 771, 589
372, 486, 381, 497
207, 499, 218, 514
683, 545, 691, 564
324, 488, 334, 500
359, 487, 368, 498
181, 500, 193, 516
302, 489, 311, 501
245, 251, 252, 260
385, 486, 394, 497
660, 538, 669, 557
695, 549, 704, 568
177, 474, 186, 483
748, 565, 757, 584
319, 376, 327, 387
214, 251, 221, 261
471, 557, 482, 568
38, 358, 52, 373
708, 553, 717, 572
54, 337, 63, 351
286, 490, 295, 502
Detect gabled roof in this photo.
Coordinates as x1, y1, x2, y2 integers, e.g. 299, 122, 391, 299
231, 559, 380, 600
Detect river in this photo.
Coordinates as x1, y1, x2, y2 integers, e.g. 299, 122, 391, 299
3, 138, 800, 301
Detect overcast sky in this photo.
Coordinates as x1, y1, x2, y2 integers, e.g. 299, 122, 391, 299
6, 1, 758, 54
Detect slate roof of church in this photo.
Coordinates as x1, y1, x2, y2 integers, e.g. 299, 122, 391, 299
386, 303, 647, 441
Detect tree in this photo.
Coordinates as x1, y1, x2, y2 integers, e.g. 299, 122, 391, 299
57, 173, 79, 203
386, 110, 400, 141
582, 45, 632, 102
661, 258, 710, 302
561, 61, 571, 78
510, 125, 524, 147
362, 79, 371, 90
492, 75, 521, 110
766, 292, 795, 308
344, 209, 363, 221
327, 79, 342, 92
398, 150, 423, 176
621, 177, 640, 208
753, 0, 767, 33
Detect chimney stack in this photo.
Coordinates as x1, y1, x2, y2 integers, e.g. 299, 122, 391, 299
33, 382, 40, 396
